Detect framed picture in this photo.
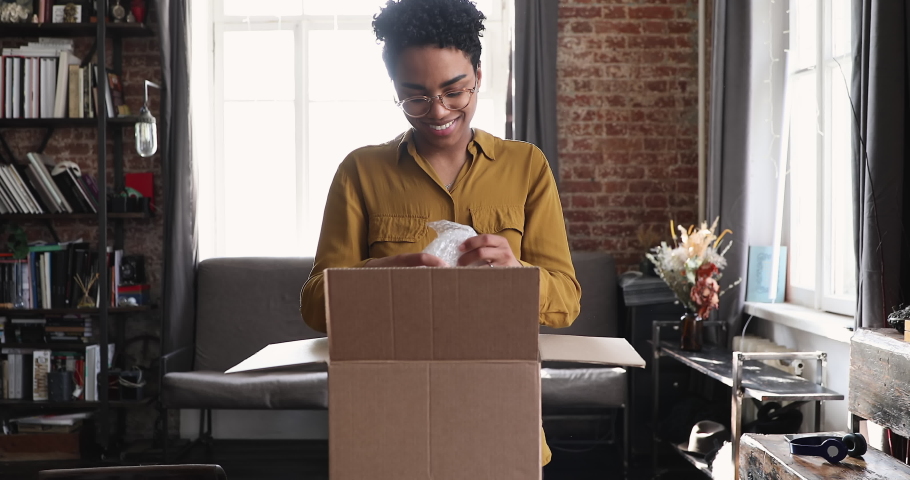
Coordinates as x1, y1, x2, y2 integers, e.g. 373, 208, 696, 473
51, 3, 82, 23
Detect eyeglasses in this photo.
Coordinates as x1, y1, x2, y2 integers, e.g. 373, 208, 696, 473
395, 80, 478, 118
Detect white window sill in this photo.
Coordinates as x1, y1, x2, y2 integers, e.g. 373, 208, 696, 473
743, 302, 855, 344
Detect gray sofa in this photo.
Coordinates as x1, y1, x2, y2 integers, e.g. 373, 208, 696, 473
160, 252, 625, 463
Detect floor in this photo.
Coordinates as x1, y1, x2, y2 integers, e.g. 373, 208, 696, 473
1, 438, 707, 480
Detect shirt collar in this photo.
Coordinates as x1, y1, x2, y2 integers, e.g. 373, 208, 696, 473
397, 128, 497, 163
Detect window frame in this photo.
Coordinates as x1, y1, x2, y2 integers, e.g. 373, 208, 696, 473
204, 1, 510, 259
785, 0, 855, 316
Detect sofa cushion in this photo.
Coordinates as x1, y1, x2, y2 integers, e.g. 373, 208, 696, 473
541, 366, 626, 410
162, 370, 327, 410
541, 251, 618, 338
195, 257, 323, 372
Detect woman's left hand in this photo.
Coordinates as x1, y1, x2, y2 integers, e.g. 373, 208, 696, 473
457, 234, 522, 267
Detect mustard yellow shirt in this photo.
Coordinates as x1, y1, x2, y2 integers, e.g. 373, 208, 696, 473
298, 128, 578, 467
300, 128, 580, 333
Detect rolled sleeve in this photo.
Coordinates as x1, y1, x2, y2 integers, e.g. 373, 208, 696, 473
300, 160, 371, 333
519, 148, 581, 328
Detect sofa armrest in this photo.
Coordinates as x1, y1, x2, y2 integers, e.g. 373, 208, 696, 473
160, 345, 194, 376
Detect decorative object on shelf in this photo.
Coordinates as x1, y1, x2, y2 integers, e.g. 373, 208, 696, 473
636, 224, 662, 277
120, 255, 146, 285
6, 223, 28, 260
111, 0, 125, 22
51, 3, 82, 23
887, 304, 909, 334
646, 218, 742, 351
130, 0, 146, 23
0, 0, 32, 23
680, 311, 704, 351
678, 420, 726, 458
75, 272, 99, 308
135, 80, 161, 157
745, 246, 788, 302
786, 433, 867, 464
48, 371, 75, 402
125, 10, 134, 22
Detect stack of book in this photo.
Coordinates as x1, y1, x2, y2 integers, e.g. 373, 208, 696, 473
1, 37, 126, 119
0, 152, 99, 215
3, 316, 92, 344
6, 242, 125, 310
45, 316, 92, 343
0, 343, 112, 401
11, 412, 92, 434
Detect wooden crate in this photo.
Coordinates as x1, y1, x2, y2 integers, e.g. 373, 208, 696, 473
850, 328, 910, 438
740, 433, 910, 480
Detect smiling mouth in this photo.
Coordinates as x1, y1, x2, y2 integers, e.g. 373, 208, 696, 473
429, 119, 456, 131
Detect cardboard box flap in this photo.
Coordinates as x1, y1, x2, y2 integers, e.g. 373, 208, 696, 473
224, 337, 328, 374
538, 334, 646, 368
325, 268, 540, 362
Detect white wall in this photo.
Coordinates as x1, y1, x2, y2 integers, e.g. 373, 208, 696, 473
181, 410, 328, 440
751, 319, 850, 432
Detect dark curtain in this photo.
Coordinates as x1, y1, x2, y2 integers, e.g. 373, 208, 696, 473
852, 0, 910, 329
512, 0, 559, 182
157, 0, 197, 368
706, 0, 752, 339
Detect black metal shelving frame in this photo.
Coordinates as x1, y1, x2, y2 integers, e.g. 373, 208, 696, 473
0, 7, 159, 455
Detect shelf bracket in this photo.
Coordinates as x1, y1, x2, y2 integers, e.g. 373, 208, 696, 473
43, 219, 61, 244
37, 127, 56, 153
0, 130, 18, 164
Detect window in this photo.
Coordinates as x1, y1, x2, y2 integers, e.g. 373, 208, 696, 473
786, 0, 855, 315
193, 0, 510, 260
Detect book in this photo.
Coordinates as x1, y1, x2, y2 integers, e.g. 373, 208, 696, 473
125, 172, 154, 209
84, 344, 97, 401
1, 358, 7, 399
13, 412, 91, 426
27, 152, 73, 213
17, 423, 81, 433
32, 349, 50, 401
67, 64, 80, 118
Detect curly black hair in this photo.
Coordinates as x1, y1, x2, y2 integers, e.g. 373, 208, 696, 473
373, 0, 486, 76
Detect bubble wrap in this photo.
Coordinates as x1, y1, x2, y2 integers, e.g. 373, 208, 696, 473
422, 220, 477, 267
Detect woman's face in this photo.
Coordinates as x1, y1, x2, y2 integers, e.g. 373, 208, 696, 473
392, 46, 482, 152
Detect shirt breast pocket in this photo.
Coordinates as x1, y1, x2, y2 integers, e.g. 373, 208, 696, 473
470, 206, 525, 236
368, 215, 428, 248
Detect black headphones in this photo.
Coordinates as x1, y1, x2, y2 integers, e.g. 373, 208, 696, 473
788, 433, 867, 464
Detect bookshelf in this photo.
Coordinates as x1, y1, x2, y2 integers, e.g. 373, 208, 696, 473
0, 2, 162, 460
0, 116, 141, 128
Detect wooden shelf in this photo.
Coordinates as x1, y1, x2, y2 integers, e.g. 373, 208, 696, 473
0, 22, 154, 38
0, 306, 151, 315
0, 212, 150, 220
0, 397, 154, 409
0, 116, 140, 128
670, 442, 714, 478
1, 343, 90, 350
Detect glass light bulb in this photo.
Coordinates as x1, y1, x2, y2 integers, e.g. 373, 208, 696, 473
135, 110, 158, 158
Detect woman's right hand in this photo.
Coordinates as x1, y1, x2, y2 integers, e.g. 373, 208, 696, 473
364, 253, 448, 268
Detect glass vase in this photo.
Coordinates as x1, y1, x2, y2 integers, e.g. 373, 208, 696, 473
680, 312, 704, 351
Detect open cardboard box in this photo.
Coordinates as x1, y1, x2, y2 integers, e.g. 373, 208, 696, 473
227, 267, 645, 480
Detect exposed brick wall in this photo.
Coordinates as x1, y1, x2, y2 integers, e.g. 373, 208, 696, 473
1, 28, 163, 441
557, 0, 702, 271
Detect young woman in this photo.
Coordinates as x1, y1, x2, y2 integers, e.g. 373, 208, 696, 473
299, 0, 581, 466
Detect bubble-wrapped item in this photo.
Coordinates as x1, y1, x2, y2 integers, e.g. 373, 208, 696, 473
422, 220, 477, 267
